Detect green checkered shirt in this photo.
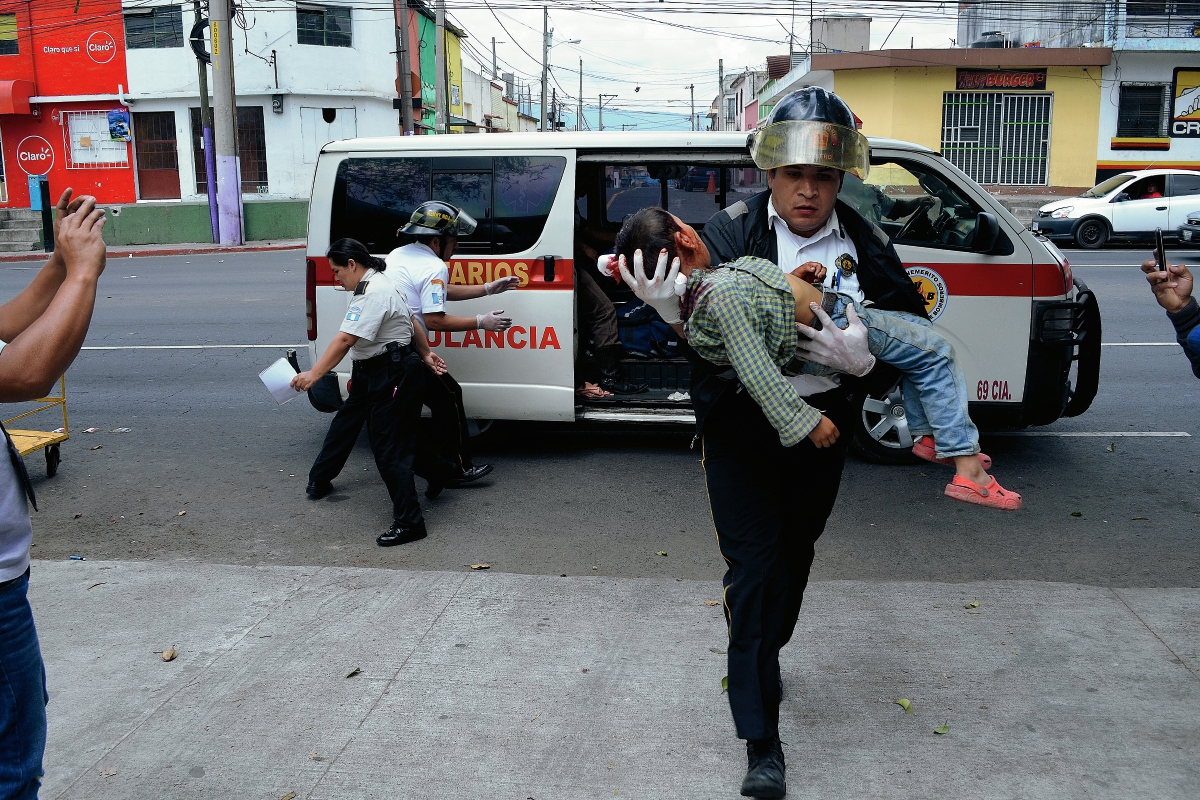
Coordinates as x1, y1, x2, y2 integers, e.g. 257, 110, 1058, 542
683, 256, 823, 446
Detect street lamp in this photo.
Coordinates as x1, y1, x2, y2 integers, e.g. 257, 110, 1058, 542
541, 6, 581, 131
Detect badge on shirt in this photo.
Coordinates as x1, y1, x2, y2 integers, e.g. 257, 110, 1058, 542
430, 278, 445, 306
346, 305, 362, 322
836, 253, 857, 278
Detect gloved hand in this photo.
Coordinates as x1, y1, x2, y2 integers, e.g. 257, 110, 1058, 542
484, 275, 520, 295
618, 249, 686, 325
476, 310, 513, 332
795, 302, 876, 377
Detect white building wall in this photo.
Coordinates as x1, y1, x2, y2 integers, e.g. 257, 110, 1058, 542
1097, 51, 1200, 174
122, 0, 400, 200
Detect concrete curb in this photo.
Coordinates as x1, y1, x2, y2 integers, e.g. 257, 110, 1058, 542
0, 241, 305, 263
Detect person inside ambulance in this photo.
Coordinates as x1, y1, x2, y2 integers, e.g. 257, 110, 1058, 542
634, 87, 925, 799
385, 201, 514, 498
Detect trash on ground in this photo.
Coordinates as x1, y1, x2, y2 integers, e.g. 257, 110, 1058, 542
469, 563, 490, 570
52, 427, 65, 434
309, 753, 325, 762
710, 647, 726, 654
896, 698, 912, 713
90, 445, 102, 450
933, 723, 949, 735
99, 768, 116, 778
656, 551, 667, 557
280, 794, 297, 800
177, 511, 186, 516
667, 391, 690, 401
111, 428, 131, 433
162, 646, 177, 662
964, 600, 979, 609
73, 513, 82, 519
87, 582, 105, 590
1131, 516, 1149, 521
83, 427, 99, 433
345, 667, 361, 678
1106, 442, 1116, 452
69, 555, 85, 561
721, 675, 729, 693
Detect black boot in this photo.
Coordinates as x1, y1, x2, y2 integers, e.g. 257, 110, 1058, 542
596, 347, 648, 394
377, 520, 427, 547
741, 737, 786, 799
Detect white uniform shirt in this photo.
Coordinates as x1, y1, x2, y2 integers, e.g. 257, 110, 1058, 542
339, 268, 415, 361
385, 242, 449, 331
767, 199, 864, 397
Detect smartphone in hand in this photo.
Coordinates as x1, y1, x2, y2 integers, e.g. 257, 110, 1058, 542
1155, 227, 1166, 270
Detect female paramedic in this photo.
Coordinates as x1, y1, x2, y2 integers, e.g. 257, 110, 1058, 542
291, 238, 448, 547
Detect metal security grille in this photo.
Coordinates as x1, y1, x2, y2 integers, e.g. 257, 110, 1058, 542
942, 92, 1052, 186
61, 111, 130, 169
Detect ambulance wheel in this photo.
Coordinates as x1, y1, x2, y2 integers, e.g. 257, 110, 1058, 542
46, 444, 60, 478
848, 379, 921, 465
1073, 218, 1108, 250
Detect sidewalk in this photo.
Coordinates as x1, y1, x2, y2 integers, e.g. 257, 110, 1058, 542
0, 239, 305, 264
29, 559, 1198, 799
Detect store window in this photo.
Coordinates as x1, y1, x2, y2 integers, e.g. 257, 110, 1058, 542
124, 5, 183, 49
1117, 84, 1169, 137
297, 4, 351, 47
329, 155, 567, 255
0, 14, 17, 56
188, 106, 269, 194
63, 111, 130, 169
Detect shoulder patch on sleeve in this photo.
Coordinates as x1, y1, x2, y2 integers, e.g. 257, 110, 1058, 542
725, 200, 749, 220
353, 280, 369, 296
869, 222, 890, 247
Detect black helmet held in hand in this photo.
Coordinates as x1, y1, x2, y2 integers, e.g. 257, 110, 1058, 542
399, 200, 478, 237
748, 87, 870, 179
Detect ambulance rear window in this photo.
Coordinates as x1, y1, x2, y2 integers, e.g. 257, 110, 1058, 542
331, 155, 567, 255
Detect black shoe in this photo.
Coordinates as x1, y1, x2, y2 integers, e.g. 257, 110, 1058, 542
445, 463, 494, 487
741, 737, 786, 799
424, 479, 444, 499
376, 520, 427, 547
596, 347, 649, 395
306, 481, 333, 500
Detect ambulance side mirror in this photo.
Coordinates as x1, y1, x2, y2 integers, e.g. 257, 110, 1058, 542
973, 212, 1000, 254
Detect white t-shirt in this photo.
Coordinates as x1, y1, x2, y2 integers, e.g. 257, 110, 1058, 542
385, 242, 449, 331
0, 431, 33, 582
339, 268, 415, 361
768, 200, 864, 397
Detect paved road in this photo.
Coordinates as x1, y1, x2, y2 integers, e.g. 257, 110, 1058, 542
1, 248, 1196, 587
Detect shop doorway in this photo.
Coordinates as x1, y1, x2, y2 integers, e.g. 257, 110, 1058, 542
942, 92, 1052, 185
133, 111, 181, 200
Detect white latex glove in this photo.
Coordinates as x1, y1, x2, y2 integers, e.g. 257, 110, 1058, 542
795, 302, 876, 377
476, 310, 513, 331
484, 275, 520, 295
618, 249, 686, 325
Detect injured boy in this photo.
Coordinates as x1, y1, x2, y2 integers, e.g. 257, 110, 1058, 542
613, 206, 1021, 511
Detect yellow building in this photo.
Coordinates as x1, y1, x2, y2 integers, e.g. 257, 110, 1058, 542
758, 48, 1112, 189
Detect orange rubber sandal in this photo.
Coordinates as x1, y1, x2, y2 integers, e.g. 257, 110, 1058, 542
912, 436, 992, 469
944, 475, 1021, 511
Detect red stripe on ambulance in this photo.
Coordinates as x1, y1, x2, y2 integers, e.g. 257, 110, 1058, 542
904, 262, 1067, 298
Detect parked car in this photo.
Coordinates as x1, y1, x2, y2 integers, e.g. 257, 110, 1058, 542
1033, 168, 1200, 249
1178, 210, 1200, 244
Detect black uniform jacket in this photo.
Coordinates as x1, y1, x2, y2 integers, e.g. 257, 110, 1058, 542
686, 190, 928, 442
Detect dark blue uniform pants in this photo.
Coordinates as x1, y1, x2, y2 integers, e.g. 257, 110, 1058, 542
309, 350, 424, 527
702, 385, 853, 741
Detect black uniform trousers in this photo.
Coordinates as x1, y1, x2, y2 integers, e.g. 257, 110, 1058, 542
421, 370, 474, 473
309, 348, 424, 527
702, 383, 854, 742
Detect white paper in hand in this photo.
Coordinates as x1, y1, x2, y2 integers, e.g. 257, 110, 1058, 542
258, 358, 302, 405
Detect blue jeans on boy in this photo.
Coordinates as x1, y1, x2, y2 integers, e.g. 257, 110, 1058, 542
800, 294, 981, 458
0, 571, 47, 800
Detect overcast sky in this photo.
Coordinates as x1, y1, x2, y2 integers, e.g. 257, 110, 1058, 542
442, 4, 960, 131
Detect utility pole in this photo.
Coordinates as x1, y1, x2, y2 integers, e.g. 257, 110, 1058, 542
192, 0, 218, 242
540, 6, 550, 132
577, 58, 583, 131
395, 0, 414, 134
551, 87, 557, 130
686, 83, 695, 131
210, 0, 242, 245
434, 0, 446, 133
599, 93, 617, 131
717, 59, 724, 132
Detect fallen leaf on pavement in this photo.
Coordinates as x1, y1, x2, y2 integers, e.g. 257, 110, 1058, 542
99, 768, 116, 778
721, 676, 729, 693
469, 563, 490, 570
281, 794, 297, 800
309, 753, 325, 762
710, 647, 726, 654
162, 647, 176, 662
704, 600, 719, 606
896, 698, 912, 713
532, 713, 541, 721
933, 723, 949, 735
964, 600, 979, 609
1106, 442, 1116, 453
87, 583, 105, 590
74, 513, 82, 519
1070, 511, 1083, 517
656, 551, 667, 557
345, 667, 361, 678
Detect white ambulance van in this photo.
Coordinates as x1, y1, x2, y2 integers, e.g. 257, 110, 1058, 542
304, 132, 1100, 462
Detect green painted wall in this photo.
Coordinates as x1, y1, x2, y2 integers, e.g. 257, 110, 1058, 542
99, 200, 308, 246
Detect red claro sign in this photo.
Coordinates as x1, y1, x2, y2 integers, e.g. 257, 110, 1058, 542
86, 31, 117, 64
15, 136, 55, 176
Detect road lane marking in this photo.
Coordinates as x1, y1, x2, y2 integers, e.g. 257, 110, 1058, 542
82, 344, 306, 350
987, 431, 1191, 437
1101, 342, 1181, 346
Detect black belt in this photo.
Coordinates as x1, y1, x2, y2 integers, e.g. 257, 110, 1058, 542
0, 566, 30, 592
352, 342, 415, 369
